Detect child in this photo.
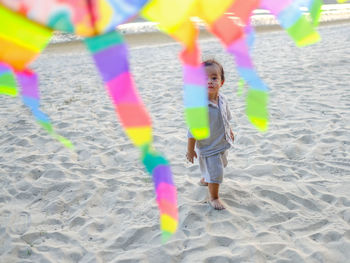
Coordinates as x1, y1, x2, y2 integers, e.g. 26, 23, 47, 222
186, 59, 234, 210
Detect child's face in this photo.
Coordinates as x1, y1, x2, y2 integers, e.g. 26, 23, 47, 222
205, 64, 224, 97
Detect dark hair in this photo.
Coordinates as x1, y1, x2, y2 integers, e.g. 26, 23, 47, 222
202, 59, 225, 82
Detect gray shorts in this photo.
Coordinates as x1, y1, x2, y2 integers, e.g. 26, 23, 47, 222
199, 151, 228, 184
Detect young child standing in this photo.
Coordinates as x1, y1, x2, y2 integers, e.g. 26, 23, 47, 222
186, 59, 234, 210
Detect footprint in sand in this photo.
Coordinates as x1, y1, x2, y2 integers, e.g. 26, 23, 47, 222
9, 211, 31, 235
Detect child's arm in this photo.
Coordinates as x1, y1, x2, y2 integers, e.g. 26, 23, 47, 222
225, 97, 234, 143
186, 138, 197, 163
230, 128, 234, 142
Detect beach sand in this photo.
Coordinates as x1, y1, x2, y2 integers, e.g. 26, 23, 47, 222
0, 22, 350, 262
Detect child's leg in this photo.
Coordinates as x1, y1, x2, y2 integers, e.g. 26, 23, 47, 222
221, 151, 228, 168
198, 156, 209, 186
200, 154, 226, 209
208, 183, 225, 210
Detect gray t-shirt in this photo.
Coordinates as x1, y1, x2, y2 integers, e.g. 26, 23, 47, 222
188, 98, 231, 157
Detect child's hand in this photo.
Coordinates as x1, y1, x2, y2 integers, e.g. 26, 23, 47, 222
230, 129, 235, 142
186, 150, 197, 163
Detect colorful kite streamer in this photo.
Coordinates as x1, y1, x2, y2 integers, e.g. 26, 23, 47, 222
0, 0, 325, 241
84, 30, 178, 241
0, 5, 72, 147
0, 63, 17, 97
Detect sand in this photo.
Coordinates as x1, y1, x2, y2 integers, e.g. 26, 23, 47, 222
0, 22, 350, 262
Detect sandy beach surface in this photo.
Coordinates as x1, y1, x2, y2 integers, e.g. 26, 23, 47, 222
1, 22, 350, 262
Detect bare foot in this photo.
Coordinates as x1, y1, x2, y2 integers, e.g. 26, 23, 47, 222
198, 178, 208, 186
209, 198, 225, 210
